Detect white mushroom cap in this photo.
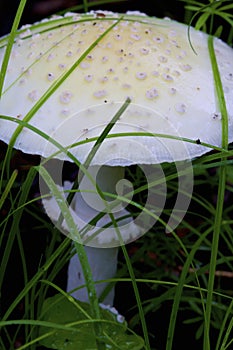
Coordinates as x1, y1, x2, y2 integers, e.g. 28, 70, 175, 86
0, 11, 233, 165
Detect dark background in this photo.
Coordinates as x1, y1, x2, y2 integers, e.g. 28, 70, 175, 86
0, 0, 186, 36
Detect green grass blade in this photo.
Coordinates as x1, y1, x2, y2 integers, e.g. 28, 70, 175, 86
202, 35, 229, 350
0, 169, 18, 210
0, 0, 27, 97
5, 16, 124, 152
0, 167, 36, 290
166, 229, 209, 350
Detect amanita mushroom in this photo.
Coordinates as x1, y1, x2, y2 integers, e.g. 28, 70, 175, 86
0, 11, 233, 306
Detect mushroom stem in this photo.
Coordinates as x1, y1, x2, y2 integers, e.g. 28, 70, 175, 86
77, 165, 125, 223
42, 164, 140, 304
67, 246, 118, 305
66, 165, 139, 304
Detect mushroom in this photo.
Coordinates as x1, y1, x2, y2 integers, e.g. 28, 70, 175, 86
0, 11, 233, 308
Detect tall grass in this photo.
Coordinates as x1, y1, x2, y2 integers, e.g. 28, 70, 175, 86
0, 1, 233, 349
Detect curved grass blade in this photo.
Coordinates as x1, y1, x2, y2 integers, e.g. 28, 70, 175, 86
0, 0, 28, 97
0, 169, 18, 210
202, 34, 229, 350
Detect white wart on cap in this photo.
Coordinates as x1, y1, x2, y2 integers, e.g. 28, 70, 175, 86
0, 11, 232, 165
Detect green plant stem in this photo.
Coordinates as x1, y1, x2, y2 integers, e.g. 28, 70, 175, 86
73, 243, 106, 350
83, 0, 89, 12
66, 97, 131, 206
203, 35, 229, 350
203, 166, 226, 350
0, 169, 18, 210
120, 244, 151, 350
39, 97, 131, 348
0, 0, 27, 97
1, 236, 70, 322
38, 165, 103, 347
0, 167, 35, 290
67, 98, 131, 348
166, 226, 211, 350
